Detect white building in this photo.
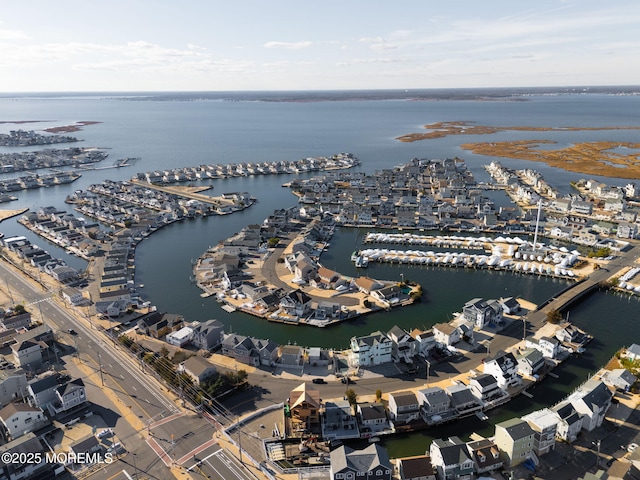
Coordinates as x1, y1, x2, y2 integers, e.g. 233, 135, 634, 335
349, 331, 393, 367
0, 403, 47, 440
166, 326, 194, 347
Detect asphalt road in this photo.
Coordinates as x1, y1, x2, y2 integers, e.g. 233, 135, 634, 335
0, 261, 210, 480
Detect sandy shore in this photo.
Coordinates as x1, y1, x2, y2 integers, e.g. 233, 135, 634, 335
0, 208, 28, 223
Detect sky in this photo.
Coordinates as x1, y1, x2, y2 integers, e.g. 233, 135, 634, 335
0, 1, 639, 92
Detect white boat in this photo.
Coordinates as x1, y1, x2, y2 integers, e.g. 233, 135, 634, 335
355, 256, 369, 268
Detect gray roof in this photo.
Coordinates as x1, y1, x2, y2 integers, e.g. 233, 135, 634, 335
432, 437, 473, 466
390, 391, 418, 407
474, 373, 498, 387
576, 379, 612, 411
28, 374, 60, 393
330, 444, 391, 474
497, 418, 535, 440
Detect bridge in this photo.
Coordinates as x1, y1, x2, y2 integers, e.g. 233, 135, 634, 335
526, 242, 639, 327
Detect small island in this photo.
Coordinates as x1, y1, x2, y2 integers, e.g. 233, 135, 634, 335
397, 121, 640, 179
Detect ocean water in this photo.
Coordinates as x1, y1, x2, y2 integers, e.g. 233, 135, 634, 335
1, 92, 639, 430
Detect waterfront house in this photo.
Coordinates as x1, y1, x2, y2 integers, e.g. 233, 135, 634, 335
433, 323, 461, 347
500, 297, 521, 315
349, 331, 393, 367
623, 343, 640, 361
466, 439, 503, 475
357, 402, 389, 433
429, 436, 476, 480
462, 298, 503, 329
179, 356, 217, 386
522, 408, 558, 456
317, 266, 340, 285
567, 379, 612, 432
279, 289, 312, 317
525, 336, 560, 359
166, 326, 193, 347
220, 333, 259, 366
516, 348, 546, 377
372, 285, 406, 308
387, 325, 416, 363
330, 444, 392, 480
289, 383, 321, 432
483, 351, 520, 389
255, 338, 279, 366
353, 276, 384, 294
322, 399, 359, 441
137, 311, 173, 338
396, 455, 436, 480
445, 384, 482, 415
410, 329, 436, 357
190, 319, 224, 351
494, 418, 535, 467
551, 402, 583, 443
387, 391, 420, 425
0, 403, 48, 440
416, 387, 453, 423
555, 324, 591, 346
469, 374, 505, 404
601, 368, 636, 391
279, 345, 303, 366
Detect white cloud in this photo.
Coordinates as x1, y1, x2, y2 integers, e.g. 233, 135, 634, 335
263, 41, 313, 50
0, 28, 29, 41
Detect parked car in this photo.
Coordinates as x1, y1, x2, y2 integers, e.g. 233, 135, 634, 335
312, 378, 326, 384
628, 443, 638, 453
67, 328, 77, 335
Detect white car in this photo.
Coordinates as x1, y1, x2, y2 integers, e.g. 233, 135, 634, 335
628, 443, 638, 453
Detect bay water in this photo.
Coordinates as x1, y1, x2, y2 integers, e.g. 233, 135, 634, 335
1, 91, 639, 455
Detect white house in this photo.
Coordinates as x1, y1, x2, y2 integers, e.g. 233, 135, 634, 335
0, 402, 48, 440
166, 326, 193, 347
179, 356, 217, 386
522, 408, 558, 455
525, 336, 560, 359
11, 340, 43, 371
567, 379, 612, 432
349, 331, 393, 367
387, 391, 420, 425
483, 351, 520, 389
53, 378, 86, 414
410, 328, 436, 357
433, 323, 461, 347
551, 402, 583, 443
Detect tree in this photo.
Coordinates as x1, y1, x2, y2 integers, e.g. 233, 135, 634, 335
12, 304, 26, 315
546, 309, 562, 324
345, 388, 357, 406
375, 389, 382, 401
267, 237, 280, 247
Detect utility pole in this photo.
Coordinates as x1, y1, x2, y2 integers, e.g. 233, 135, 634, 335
593, 440, 601, 468
4, 278, 14, 306
425, 359, 430, 385
97, 351, 104, 386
